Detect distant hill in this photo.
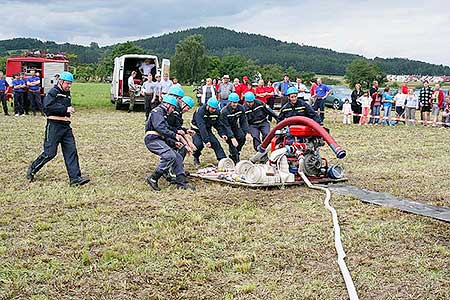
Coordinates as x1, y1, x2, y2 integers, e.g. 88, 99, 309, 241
1, 27, 449, 76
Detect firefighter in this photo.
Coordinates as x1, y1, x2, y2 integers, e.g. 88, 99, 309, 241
219, 92, 250, 163
144, 95, 193, 191
26, 69, 44, 116
243, 91, 279, 151
0, 71, 10, 116
27, 72, 90, 186
278, 87, 322, 124
191, 97, 226, 166
12, 73, 25, 116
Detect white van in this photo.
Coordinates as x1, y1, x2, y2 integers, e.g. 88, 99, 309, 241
110, 54, 170, 110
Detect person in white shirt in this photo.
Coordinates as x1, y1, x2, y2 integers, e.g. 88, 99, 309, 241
342, 99, 352, 124
160, 73, 173, 95
127, 71, 137, 113
404, 89, 419, 126
393, 87, 406, 124
142, 74, 156, 119
295, 77, 307, 100
139, 58, 156, 79
357, 91, 372, 125
171, 77, 182, 89
152, 73, 162, 110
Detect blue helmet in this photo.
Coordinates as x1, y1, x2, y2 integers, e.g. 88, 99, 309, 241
207, 97, 219, 109
228, 92, 240, 103
59, 71, 74, 82
244, 91, 255, 102
168, 86, 184, 97
181, 96, 195, 108
162, 95, 178, 106
286, 86, 298, 96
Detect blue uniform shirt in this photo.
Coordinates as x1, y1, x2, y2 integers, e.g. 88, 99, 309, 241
315, 84, 330, 98
0, 79, 9, 91
27, 76, 41, 91
12, 79, 25, 92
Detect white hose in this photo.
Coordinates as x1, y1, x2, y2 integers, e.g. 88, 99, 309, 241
299, 171, 359, 300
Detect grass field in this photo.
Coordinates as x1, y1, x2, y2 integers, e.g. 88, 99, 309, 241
0, 83, 449, 299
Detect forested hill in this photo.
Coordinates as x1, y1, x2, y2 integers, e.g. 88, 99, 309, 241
1, 27, 449, 75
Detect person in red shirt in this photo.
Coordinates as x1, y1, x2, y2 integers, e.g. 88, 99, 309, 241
265, 80, 276, 121
233, 78, 241, 99
238, 76, 251, 101
254, 79, 268, 103
310, 80, 317, 97
431, 83, 445, 125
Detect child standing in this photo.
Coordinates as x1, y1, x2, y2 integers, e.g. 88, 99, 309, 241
442, 96, 450, 127
342, 99, 352, 124
357, 91, 372, 125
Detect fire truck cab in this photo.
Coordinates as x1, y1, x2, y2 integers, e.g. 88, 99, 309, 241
110, 54, 170, 110
5, 55, 68, 100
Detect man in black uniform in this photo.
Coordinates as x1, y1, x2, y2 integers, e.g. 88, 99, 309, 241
144, 95, 193, 191
278, 87, 322, 124
218, 92, 250, 163
191, 97, 226, 166
243, 91, 279, 151
27, 72, 89, 186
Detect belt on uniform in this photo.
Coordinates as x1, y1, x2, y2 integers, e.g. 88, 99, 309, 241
252, 118, 266, 124
145, 130, 161, 137
47, 115, 70, 122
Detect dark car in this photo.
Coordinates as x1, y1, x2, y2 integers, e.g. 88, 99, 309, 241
322, 86, 352, 110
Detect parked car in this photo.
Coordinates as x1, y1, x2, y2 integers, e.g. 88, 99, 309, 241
322, 86, 352, 110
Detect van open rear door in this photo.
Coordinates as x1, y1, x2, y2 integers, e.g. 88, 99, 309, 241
112, 57, 121, 100
161, 59, 170, 77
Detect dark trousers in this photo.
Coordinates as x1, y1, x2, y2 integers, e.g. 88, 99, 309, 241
352, 105, 362, 124
23, 92, 30, 114
226, 128, 246, 163
249, 121, 270, 151
267, 97, 275, 121
28, 91, 43, 114
30, 120, 82, 181
144, 135, 185, 176
313, 98, 326, 122
144, 94, 154, 120
0, 92, 7, 115
192, 130, 226, 161
14, 92, 25, 115
150, 95, 161, 111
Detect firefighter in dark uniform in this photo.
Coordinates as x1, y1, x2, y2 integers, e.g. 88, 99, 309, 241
144, 95, 193, 191
218, 92, 250, 163
27, 72, 90, 186
278, 87, 322, 124
243, 91, 279, 151
191, 97, 226, 166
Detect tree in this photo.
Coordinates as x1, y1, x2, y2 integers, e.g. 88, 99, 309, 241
219, 54, 258, 81
0, 56, 6, 72
345, 59, 386, 89
172, 35, 208, 84
96, 41, 145, 79
285, 66, 299, 80
258, 64, 284, 81
207, 56, 222, 79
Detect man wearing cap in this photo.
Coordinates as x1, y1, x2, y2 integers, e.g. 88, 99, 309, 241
279, 87, 321, 124
217, 75, 235, 109
144, 95, 193, 191
243, 91, 279, 151
218, 92, 250, 163
26, 69, 44, 116
312, 78, 332, 123
191, 97, 226, 166
0, 71, 9, 116
27, 71, 90, 186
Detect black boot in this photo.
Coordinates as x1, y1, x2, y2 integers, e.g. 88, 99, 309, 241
175, 174, 195, 190
146, 171, 163, 191
70, 176, 90, 187
193, 156, 200, 167
26, 165, 34, 182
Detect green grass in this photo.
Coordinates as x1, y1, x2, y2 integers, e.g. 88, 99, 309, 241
0, 84, 449, 299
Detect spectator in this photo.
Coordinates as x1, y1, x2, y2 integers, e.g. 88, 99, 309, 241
212, 78, 220, 92
26, 69, 43, 116
418, 80, 433, 126
357, 91, 372, 125
401, 82, 408, 94
381, 87, 394, 125
151, 73, 162, 110
312, 77, 332, 123
200, 78, 216, 105
278, 74, 293, 106
368, 81, 381, 125
142, 74, 156, 119
20, 73, 30, 114
442, 96, 450, 127
342, 99, 352, 124
237, 76, 251, 101
217, 75, 234, 109
0, 71, 9, 116
127, 71, 137, 113
139, 58, 156, 78
294, 77, 307, 100
233, 78, 241, 99
431, 83, 444, 126
394, 87, 406, 124
404, 88, 419, 126
160, 73, 173, 95
265, 80, 276, 121
351, 83, 364, 124
171, 77, 181, 89
12, 73, 25, 116
255, 79, 268, 104
310, 80, 317, 98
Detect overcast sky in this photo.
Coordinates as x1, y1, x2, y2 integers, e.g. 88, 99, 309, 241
2, 0, 449, 66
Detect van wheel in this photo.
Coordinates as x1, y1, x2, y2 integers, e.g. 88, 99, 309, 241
115, 101, 123, 110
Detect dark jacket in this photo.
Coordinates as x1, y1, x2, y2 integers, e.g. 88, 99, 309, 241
244, 100, 279, 124
278, 99, 321, 124
351, 89, 364, 110
191, 104, 220, 143
145, 104, 177, 141
167, 104, 185, 132
218, 103, 249, 138
43, 85, 71, 117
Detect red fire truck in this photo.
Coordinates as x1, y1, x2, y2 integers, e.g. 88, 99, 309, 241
5, 54, 69, 100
